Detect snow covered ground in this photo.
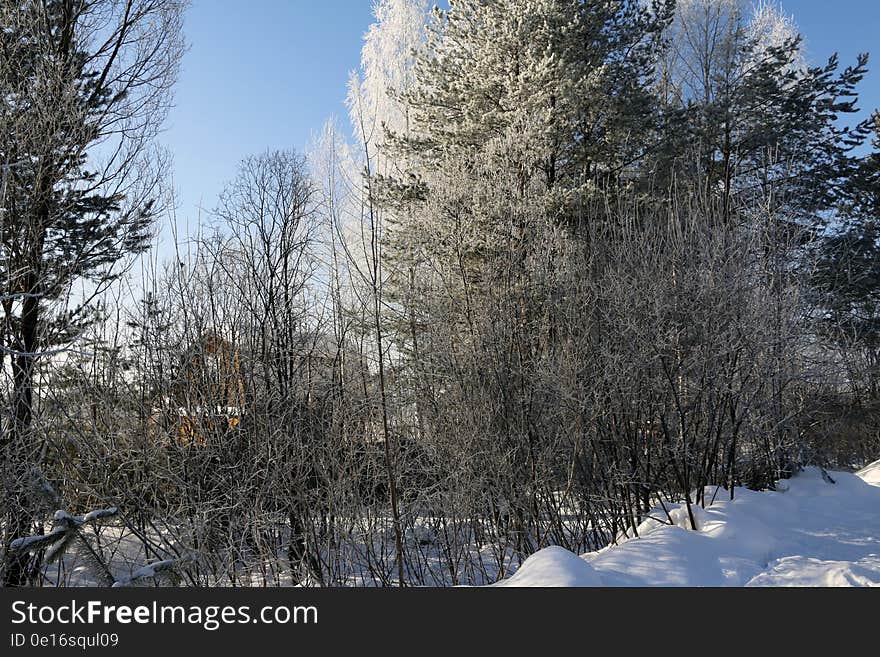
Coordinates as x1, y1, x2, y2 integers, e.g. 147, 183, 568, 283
496, 460, 880, 587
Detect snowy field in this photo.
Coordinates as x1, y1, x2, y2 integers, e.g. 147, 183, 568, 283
495, 460, 880, 587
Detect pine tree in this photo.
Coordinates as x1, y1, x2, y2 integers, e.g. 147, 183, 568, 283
379, 0, 673, 286
811, 112, 880, 402
397, 0, 671, 192
0, 0, 185, 586
649, 1, 875, 479
652, 0, 872, 224
370, 0, 674, 556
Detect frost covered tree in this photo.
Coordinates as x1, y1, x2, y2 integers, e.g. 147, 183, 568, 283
349, 0, 427, 173
398, 0, 670, 193
379, 0, 673, 290
362, 0, 676, 558
310, 0, 431, 586
341, 0, 428, 310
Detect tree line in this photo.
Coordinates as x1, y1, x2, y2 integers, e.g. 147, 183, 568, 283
1, 0, 878, 586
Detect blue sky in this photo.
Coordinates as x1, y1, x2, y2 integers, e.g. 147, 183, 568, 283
160, 1, 375, 228
159, 0, 880, 231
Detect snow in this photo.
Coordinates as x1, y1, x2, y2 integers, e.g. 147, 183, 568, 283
82, 507, 119, 523
857, 458, 880, 486
52, 507, 118, 526
494, 546, 603, 587
9, 528, 65, 552
746, 555, 880, 587
11, 507, 119, 557
53, 509, 78, 524
17, 461, 880, 587
112, 559, 177, 587
493, 463, 880, 587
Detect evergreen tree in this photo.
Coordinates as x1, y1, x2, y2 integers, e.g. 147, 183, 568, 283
380, 0, 673, 287
811, 112, 880, 402
370, 0, 674, 555
649, 1, 876, 477
652, 0, 872, 225
0, 0, 185, 586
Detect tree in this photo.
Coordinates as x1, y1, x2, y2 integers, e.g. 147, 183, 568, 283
652, 0, 872, 223
380, 0, 673, 305
330, 0, 431, 586
351, 0, 428, 170
212, 149, 324, 583
0, 0, 186, 586
392, 0, 671, 199
811, 112, 880, 403
368, 0, 674, 559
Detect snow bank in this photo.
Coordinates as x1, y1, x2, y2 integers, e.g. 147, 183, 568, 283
857, 458, 880, 487
493, 465, 880, 587
493, 546, 603, 587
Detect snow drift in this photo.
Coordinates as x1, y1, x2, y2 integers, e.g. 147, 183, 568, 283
494, 461, 880, 587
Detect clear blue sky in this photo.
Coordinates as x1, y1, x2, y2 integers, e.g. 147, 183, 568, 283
161, 0, 376, 228
159, 0, 880, 232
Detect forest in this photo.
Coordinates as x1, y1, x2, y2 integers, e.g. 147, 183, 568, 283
1, 0, 879, 587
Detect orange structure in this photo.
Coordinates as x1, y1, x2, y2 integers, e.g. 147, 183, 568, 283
158, 331, 246, 447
